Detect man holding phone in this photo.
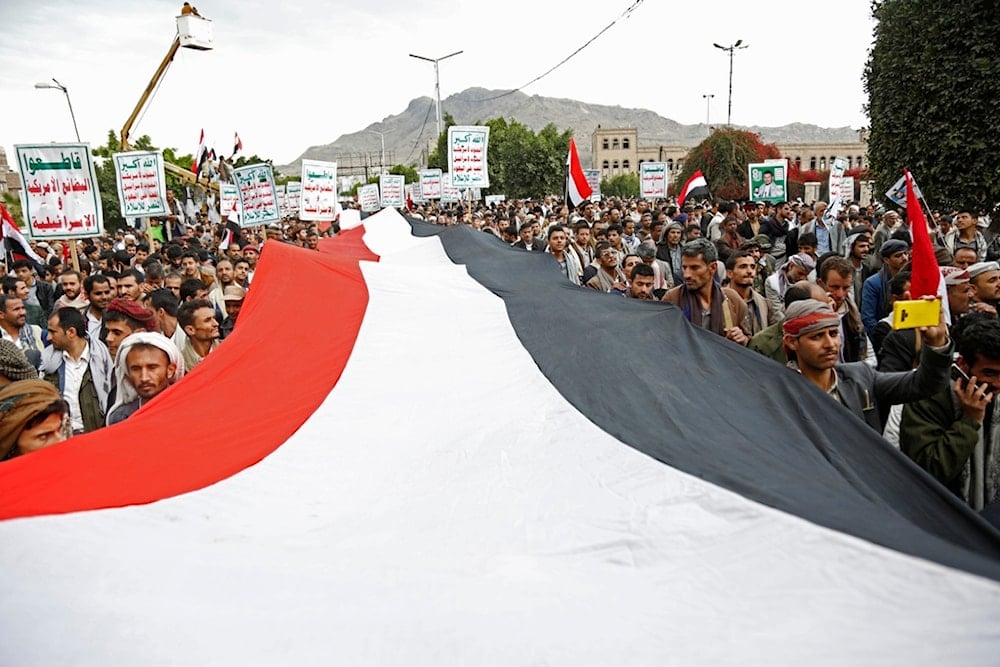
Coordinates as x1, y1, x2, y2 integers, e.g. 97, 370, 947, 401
900, 315, 1000, 511
782, 297, 952, 433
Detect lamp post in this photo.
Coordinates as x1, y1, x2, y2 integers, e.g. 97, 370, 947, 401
409, 50, 463, 140
34, 78, 81, 142
366, 130, 387, 175
712, 40, 748, 126
702, 93, 715, 132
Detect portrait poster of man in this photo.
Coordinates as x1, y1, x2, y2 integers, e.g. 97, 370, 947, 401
748, 160, 788, 203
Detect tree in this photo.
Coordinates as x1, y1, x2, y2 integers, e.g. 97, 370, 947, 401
601, 173, 640, 199
388, 164, 419, 183
864, 0, 1000, 214
425, 115, 572, 199
426, 113, 457, 170
672, 128, 780, 201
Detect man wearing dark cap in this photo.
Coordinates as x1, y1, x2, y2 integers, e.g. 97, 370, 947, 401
103, 298, 159, 362
783, 298, 952, 432
861, 238, 910, 339
0, 339, 38, 386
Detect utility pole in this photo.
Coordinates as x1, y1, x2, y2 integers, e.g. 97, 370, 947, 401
702, 93, 715, 133
409, 51, 463, 140
713, 40, 748, 126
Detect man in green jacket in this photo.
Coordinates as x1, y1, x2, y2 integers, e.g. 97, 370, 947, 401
900, 315, 1000, 511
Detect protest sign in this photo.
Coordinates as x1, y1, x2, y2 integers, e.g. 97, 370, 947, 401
275, 183, 287, 217
299, 159, 338, 221
358, 184, 381, 213
379, 174, 405, 208
828, 157, 854, 202
112, 151, 167, 218
233, 163, 280, 227
286, 180, 302, 214
405, 183, 423, 206
748, 160, 788, 203
441, 173, 461, 203
418, 169, 442, 199
485, 194, 506, 207
639, 162, 668, 199
219, 183, 241, 221
447, 126, 490, 189
584, 169, 602, 202
16, 143, 103, 238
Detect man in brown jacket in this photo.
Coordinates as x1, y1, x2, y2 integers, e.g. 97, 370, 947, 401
661, 239, 750, 345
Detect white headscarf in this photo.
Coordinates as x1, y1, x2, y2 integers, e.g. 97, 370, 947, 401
107, 332, 186, 422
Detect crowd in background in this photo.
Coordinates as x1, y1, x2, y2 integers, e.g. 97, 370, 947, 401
1, 190, 995, 520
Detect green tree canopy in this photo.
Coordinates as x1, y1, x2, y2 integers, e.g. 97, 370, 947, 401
426, 115, 572, 199
864, 0, 999, 214
672, 128, 780, 201
601, 173, 639, 199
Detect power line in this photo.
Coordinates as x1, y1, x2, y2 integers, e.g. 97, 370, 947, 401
404, 99, 436, 165
475, 0, 645, 103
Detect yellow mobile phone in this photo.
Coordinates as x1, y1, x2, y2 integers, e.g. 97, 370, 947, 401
892, 299, 941, 329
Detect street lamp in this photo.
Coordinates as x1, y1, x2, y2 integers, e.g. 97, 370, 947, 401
34, 78, 81, 142
409, 50, 463, 140
712, 40, 748, 126
702, 93, 715, 132
366, 130, 387, 175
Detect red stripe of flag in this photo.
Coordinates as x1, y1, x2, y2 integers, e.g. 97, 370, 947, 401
905, 169, 939, 298
566, 137, 592, 206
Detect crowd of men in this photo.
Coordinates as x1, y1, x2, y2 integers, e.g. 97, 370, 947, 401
0, 192, 996, 519
413, 194, 997, 516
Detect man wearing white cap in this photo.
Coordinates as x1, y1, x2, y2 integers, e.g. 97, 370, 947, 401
968, 261, 1000, 310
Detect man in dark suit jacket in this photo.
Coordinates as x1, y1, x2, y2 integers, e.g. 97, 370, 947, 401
511, 221, 546, 252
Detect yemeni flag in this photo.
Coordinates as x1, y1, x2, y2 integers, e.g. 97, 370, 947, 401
232, 132, 243, 160
677, 169, 710, 207
0, 203, 46, 270
1, 210, 999, 664
566, 137, 592, 206
191, 128, 207, 177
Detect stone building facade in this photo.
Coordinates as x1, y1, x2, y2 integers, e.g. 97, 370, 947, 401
592, 127, 869, 181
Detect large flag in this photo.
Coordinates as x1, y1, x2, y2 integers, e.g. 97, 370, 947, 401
677, 169, 710, 207
905, 169, 941, 299
566, 137, 592, 206
1, 209, 999, 664
0, 203, 45, 268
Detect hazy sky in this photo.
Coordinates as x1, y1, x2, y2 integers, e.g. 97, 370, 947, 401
1, 0, 876, 166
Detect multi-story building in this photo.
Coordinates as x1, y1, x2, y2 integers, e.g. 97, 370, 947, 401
592, 127, 869, 181
0, 147, 23, 196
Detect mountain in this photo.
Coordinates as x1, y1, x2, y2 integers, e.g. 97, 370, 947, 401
277, 88, 862, 175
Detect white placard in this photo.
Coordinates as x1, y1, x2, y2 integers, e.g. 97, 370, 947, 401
16, 143, 103, 238
299, 159, 338, 221
379, 174, 405, 208
639, 162, 668, 199
358, 184, 381, 213
112, 151, 168, 218
286, 180, 302, 214
441, 173, 461, 203
447, 125, 490, 189
233, 163, 280, 228
418, 169, 442, 199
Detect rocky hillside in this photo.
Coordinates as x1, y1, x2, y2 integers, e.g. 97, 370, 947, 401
279, 88, 862, 174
